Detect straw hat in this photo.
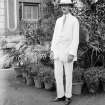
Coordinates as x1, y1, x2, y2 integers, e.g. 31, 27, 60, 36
59, 0, 73, 5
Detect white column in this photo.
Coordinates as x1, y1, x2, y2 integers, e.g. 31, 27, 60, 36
0, 0, 5, 35
7, 0, 17, 31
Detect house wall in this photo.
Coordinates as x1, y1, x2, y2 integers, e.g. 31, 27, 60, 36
0, 0, 5, 36
0, 0, 48, 37
5, 0, 43, 36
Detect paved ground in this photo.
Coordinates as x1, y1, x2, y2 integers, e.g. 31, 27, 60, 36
0, 69, 105, 105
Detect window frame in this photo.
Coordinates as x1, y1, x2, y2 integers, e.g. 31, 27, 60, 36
21, 2, 40, 22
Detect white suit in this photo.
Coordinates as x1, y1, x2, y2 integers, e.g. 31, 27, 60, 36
51, 13, 79, 98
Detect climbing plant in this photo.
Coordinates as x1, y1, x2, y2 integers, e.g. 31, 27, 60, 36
36, 0, 62, 42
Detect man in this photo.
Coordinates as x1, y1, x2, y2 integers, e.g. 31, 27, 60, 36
50, 0, 79, 105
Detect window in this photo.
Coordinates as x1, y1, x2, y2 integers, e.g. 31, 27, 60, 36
19, 2, 40, 21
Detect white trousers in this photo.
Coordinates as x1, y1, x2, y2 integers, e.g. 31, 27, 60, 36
54, 60, 73, 98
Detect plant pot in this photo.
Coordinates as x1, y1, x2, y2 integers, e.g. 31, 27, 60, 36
87, 82, 99, 94
102, 82, 105, 92
26, 77, 34, 86
44, 82, 54, 90
72, 82, 83, 95
22, 71, 28, 79
34, 79, 44, 89
14, 67, 23, 78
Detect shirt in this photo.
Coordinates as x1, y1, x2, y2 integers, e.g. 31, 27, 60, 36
51, 13, 79, 62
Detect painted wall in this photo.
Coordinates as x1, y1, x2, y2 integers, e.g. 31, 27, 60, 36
0, 0, 45, 36
5, 0, 43, 36
0, 0, 5, 36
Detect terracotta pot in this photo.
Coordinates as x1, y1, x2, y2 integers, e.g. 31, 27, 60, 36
87, 82, 99, 94
22, 71, 28, 78
44, 82, 54, 90
102, 82, 105, 92
26, 77, 34, 86
14, 67, 23, 78
34, 79, 44, 89
72, 82, 83, 95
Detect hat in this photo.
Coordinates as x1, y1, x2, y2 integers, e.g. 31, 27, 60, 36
59, 0, 73, 5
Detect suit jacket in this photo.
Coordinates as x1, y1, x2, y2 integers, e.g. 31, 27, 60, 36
51, 13, 79, 62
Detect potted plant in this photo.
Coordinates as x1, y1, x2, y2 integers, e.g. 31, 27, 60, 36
9, 48, 24, 77
40, 50, 54, 69
34, 71, 44, 89
21, 45, 41, 81
84, 67, 100, 94
43, 69, 55, 90
100, 72, 105, 92
10, 49, 25, 78
72, 67, 84, 95
99, 67, 105, 92
25, 72, 35, 86
22, 65, 31, 83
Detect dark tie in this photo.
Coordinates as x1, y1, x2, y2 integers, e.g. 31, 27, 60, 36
62, 15, 66, 31
63, 15, 66, 26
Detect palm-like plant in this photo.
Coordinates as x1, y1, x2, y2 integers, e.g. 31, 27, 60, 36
74, 1, 105, 68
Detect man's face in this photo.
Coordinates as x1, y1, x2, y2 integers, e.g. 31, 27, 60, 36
61, 5, 70, 15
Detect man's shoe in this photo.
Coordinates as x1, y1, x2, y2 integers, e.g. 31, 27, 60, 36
52, 96, 65, 102
65, 98, 72, 105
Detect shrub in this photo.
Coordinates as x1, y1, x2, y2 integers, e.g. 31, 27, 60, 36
84, 67, 100, 94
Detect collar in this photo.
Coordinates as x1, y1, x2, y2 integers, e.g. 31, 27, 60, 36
62, 13, 72, 19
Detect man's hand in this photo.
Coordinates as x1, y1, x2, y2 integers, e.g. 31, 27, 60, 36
67, 55, 74, 62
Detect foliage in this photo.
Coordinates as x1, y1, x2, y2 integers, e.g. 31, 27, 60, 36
40, 51, 54, 68
83, 66, 105, 93
84, 67, 100, 93
16, 0, 105, 92
19, 0, 105, 68
10, 49, 24, 67
19, 20, 40, 45
0, 38, 7, 49
10, 42, 38, 68
99, 67, 105, 83
70, 0, 105, 68
35, 71, 44, 82
2, 54, 13, 69
100, 72, 105, 83
19, 0, 61, 44
38, 0, 105, 68
43, 67, 54, 84
36, 0, 62, 42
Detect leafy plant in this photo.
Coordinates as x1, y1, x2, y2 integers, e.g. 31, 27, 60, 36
100, 72, 105, 83
84, 67, 100, 93
40, 51, 54, 68
36, 0, 62, 43
19, 20, 39, 45
43, 68, 54, 84
10, 49, 23, 67
34, 71, 44, 83
98, 67, 105, 83
71, 1, 105, 68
